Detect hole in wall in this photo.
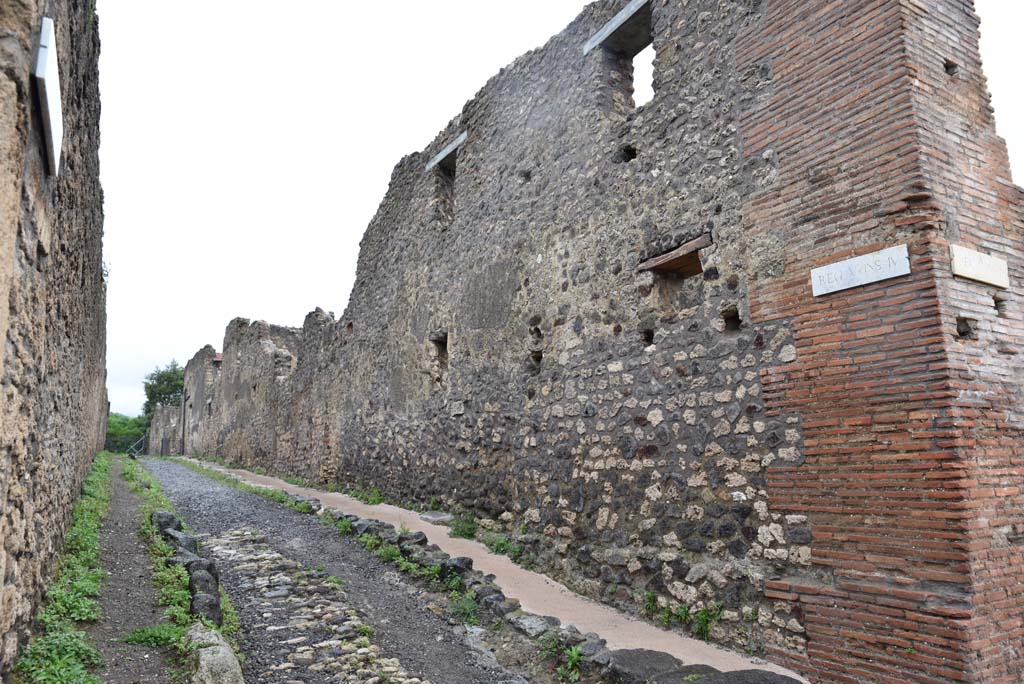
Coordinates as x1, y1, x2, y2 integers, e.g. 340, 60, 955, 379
530, 350, 544, 368
722, 306, 742, 333
517, 169, 532, 183
430, 331, 449, 370
944, 59, 960, 76
641, 327, 655, 346
614, 144, 638, 164
994, 294, 1008, 318
345, 322, 354, 334
956, 316, 978, 340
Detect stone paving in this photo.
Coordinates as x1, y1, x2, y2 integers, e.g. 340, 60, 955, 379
204, 528, 428, 684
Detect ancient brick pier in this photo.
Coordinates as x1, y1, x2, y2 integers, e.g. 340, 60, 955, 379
151, 1, 1024, 681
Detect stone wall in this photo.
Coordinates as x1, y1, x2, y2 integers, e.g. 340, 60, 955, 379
152, 1, 1024, 681
149, 403, 180, 457
0, 0, 107, 676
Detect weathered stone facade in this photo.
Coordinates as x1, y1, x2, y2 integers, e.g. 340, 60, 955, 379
152, 1, 1024, 681
0, 0, 107, 676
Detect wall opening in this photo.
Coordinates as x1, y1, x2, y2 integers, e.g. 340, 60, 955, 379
424, 132, 467, 226
633, 43, 655, 107
944, 59, 960, 76
583, 0, 656, 109
430, 331, 449, 388
614, 144, 639, 163
956, 316, 978, 340
994, 294, 1008, 318
430, 331, 449, 369
435, 154, 457, 222
641, 327, 655, 346
722, 306, 742, 333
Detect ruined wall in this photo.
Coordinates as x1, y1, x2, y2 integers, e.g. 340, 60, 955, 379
0, 0, 107, 676
181, 321, 300, 469
152, 1, 1024, 681
149, 403, 180, 456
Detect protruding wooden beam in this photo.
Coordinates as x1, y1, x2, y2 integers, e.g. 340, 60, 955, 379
637, 234, 712, 277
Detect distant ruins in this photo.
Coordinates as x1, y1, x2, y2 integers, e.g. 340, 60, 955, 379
150, 1, 1024, 681
0, 2, 107, 677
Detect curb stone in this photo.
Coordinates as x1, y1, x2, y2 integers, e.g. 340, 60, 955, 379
186, 623, 244, 684
183, 460, 805, 684
153, 510, 225, 626
313, 508, 804, 683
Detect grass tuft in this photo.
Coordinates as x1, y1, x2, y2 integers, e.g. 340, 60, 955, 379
122, 624, 186, 648
449, 512, 478, 539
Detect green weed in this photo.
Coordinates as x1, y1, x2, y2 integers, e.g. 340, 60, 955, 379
122, 624, 186, 648
14, 452, 111, 684
352, 486, 384, 505
692, 602, 723, 641
14, 629, 103, 684
358, 533, 382, 551
449, 512, 478, 539
481, 532, 524, 560
642, 591, 659, 616
538, 631, 561, 660
375, 543, 402, 563
449, 590, 479, 625
556, 645, 583, 684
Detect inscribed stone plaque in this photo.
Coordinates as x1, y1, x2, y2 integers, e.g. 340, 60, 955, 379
950, 244, 1009, 289
811, 244, 910, 297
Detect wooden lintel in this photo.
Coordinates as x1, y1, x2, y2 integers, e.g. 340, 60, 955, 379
637, 234, 712, 276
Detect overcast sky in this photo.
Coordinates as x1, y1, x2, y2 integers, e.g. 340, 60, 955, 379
97, 1, 1023, 417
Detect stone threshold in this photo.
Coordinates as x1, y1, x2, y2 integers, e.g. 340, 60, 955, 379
178, 458, 807, 683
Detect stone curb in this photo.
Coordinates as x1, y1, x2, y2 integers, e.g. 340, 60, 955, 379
152, 510, 224, 626
185, 461, 802, 684
185, 623, 244, 684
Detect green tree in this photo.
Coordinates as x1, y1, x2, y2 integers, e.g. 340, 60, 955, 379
142, 360, 185, 424
105, 412, 147, 452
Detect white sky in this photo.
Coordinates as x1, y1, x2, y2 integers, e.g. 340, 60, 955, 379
97, 1, 1023, 417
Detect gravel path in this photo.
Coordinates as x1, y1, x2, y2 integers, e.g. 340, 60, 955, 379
85, 458, 171, 683
142, 458, 527, 684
